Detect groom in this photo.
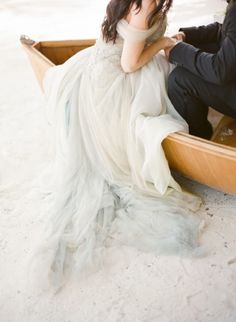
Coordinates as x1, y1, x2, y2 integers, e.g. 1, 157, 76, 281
166, 0, 236, 139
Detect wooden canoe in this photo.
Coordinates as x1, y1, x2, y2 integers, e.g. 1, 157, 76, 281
20, 35, 236, 195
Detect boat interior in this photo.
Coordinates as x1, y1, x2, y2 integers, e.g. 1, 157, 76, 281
33, 39, 236, 150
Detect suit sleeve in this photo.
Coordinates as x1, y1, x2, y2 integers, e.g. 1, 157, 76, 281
169, 5, 236, 85
179, 22, 221, 46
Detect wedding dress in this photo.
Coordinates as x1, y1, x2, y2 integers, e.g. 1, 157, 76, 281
37, 17, 204, 288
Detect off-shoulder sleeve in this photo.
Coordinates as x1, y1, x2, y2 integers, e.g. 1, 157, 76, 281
117, 19, 158, 42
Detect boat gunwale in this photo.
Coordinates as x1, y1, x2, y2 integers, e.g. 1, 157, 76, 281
37, 39, 96, 49
23, 41, 55, 67
167, 132, 236, 158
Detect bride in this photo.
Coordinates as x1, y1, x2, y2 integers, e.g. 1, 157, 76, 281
38, 0, 204, 288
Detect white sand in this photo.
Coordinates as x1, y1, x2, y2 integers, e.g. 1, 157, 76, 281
0, 1, 236, 321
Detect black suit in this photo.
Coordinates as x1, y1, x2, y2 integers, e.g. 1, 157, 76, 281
168, 0, 236, 139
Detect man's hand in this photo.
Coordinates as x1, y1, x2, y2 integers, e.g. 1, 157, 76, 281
164, 39, 178, 59
164, 33, 185, 60
171, 31, 186, 42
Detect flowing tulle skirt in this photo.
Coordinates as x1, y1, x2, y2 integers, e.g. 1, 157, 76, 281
33, 40, 204, 289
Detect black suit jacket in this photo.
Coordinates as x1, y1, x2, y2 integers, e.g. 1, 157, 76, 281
169, 1, 236, 86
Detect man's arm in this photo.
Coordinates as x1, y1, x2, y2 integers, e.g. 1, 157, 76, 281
179, 22, 222, 46
169, 5, 236, 85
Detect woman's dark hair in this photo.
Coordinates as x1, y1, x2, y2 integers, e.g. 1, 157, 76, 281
101, 0, 173, 43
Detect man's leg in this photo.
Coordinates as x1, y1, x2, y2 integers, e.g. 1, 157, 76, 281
168, 66, 236, 139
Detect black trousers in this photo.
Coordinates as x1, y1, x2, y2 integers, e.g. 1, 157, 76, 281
168, 66, 236, 139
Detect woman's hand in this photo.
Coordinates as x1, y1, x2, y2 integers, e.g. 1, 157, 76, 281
161, 36, 184, 59
159, 36, 178, 50
162, 32, 186, 59
171, 31, 186, 42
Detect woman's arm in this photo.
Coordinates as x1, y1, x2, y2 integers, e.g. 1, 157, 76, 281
121, 36, 175, 73
121, 0, 174, 73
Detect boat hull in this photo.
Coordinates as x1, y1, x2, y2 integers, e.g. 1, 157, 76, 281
21, 36, 236, 195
